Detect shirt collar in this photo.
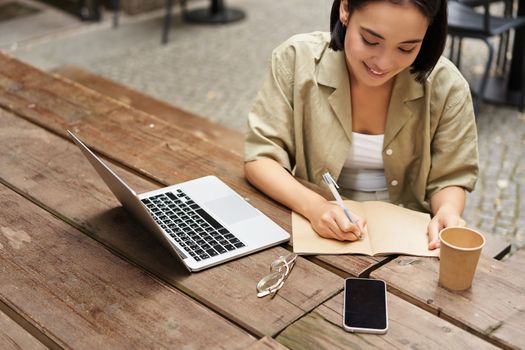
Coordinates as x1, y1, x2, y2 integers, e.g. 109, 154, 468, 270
316, 46, 425, 148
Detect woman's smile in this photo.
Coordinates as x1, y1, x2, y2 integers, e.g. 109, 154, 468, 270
363, 62, 388, 78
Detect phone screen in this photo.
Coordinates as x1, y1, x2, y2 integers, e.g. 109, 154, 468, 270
343, 278, 388, 333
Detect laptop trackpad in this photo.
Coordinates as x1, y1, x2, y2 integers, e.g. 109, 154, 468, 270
204, 195, 259, 225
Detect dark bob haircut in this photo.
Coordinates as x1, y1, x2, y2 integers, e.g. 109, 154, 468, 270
329, 0, 447, 82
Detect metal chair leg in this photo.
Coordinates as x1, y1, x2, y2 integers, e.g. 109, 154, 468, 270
496, 33, 505, 72
449, 36, 464, 69
112, 0, 120, 28
456, 37, 463, 69
475, 38, 495, 112
498, 0, 514, 74
450, 36, 455, 63
162, 0, 173, 44
450, 36, 460, 66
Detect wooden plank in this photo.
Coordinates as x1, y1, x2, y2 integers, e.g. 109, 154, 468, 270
0, 54, 117, 124
307, 255, 388, 278
51, 64, 244, 155
246, 336, 289, 350
276, 292, 498, 349
493, 249, 525, 346
0, 309, 46, 350
370, 256, 525, 349
0, 109, 344, 337
0, 184, 256, 349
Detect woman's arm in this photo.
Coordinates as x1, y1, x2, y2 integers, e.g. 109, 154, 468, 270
245, 158, 365, 241
427, 186, 466, 249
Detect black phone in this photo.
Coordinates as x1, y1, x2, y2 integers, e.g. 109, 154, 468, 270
343, 277, 388, 334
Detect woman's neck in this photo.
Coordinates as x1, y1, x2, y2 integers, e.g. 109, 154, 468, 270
349, 75, 395, 135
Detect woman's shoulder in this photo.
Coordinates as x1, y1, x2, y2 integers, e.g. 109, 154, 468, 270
426, 56, 470, 92
272, 31, 331, 61
425, 56, 472, 108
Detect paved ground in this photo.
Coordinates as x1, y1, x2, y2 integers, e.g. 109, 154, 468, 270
2, 0, 524, 251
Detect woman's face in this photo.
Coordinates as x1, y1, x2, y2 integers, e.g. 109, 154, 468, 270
340, 0, 429, 88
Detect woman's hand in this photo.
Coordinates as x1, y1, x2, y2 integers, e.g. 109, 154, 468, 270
427, 204, 466, 250
306, 201, 366, 241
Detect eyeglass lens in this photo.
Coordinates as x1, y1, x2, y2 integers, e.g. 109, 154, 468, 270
257, 254, 297, 298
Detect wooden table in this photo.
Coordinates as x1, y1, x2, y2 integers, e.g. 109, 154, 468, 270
0, 53, 521, 349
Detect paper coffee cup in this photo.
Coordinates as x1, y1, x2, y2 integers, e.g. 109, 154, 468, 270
438, 227, 485, 291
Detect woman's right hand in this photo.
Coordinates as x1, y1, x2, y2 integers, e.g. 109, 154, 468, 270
306, 201, 366, 241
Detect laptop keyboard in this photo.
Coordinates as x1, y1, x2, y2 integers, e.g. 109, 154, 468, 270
141, 190, 245, 261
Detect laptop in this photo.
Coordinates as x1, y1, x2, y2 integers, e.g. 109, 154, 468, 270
68, 131, 290, 272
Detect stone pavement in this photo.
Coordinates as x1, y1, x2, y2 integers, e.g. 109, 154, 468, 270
2, 0, 524, 251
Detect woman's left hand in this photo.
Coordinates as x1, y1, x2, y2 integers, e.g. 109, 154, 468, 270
427, 205, 466, 250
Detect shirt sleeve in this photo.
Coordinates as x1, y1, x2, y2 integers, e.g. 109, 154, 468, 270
426, 79, 479, 199
244, 45, 296, 172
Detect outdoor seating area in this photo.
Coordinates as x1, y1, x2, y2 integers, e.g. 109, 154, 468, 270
448, 0, 525, 110
1, 0, 524, 348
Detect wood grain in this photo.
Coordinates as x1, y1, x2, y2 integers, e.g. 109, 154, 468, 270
370, 256, 525, 349
245, 336, 290, 350
0, 309, 47, 350
503, 248, 525, 271
276, 292, 498, 349
0, 109, 343, 337
0, 184, 256, 349
493, 248, 525, 346
51, 65, 244, 155
307, 255, 388, 278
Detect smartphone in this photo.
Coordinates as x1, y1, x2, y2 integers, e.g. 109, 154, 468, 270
343, 277, 388, 334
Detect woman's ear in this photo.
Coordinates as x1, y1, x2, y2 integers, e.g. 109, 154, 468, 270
339, 0, 350, 25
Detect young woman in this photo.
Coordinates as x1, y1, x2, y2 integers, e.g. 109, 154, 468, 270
244, 0, 478, 249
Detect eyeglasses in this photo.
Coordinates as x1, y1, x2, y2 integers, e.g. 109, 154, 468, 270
256, 253, 298, 298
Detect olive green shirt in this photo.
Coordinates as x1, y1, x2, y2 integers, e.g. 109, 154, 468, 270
245, 32, 479, 213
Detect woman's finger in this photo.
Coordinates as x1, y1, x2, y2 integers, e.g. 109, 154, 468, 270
427, 218, 441, 250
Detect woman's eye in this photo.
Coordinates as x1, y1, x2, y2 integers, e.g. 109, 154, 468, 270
399, 47, 415, 53
361, 36, 378, 46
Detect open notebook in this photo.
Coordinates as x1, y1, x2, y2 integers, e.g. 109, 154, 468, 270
292, 200, 439, 257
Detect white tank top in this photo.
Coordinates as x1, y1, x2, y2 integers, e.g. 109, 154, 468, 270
338, 132, 388, 192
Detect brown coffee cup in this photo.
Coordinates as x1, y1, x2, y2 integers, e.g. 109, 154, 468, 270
438, 227, 485, 291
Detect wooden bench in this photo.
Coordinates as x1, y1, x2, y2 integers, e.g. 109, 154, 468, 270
51, 65, 244, 157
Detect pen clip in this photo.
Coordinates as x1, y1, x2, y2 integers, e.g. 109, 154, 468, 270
322, 172, 339, 189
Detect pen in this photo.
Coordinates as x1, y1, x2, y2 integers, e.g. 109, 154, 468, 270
322, 172, 354, 223
322, 172, 362, 240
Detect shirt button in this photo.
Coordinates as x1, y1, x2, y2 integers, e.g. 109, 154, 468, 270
391, 180, 398, 186
386, 149, 393, 156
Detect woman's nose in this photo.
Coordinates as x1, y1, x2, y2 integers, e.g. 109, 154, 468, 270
373, 51, 395, 72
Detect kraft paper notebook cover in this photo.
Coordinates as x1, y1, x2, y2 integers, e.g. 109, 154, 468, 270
292, 200, 439, 257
